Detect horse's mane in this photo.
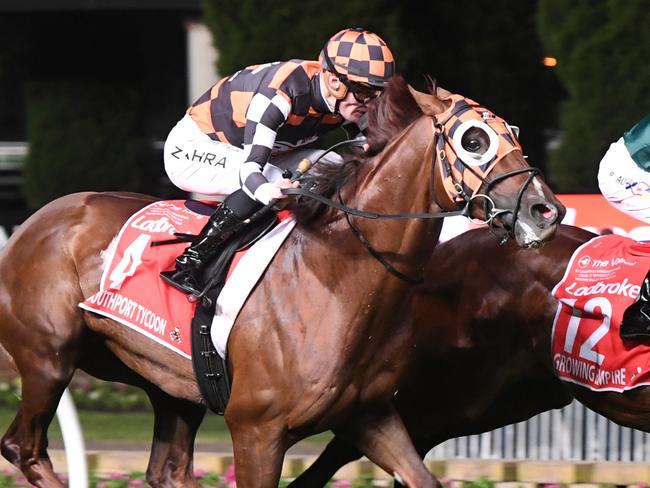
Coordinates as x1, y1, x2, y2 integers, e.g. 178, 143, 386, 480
294, 75, 432, 225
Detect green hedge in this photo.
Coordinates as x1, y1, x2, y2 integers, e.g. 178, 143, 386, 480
0, 377, 151, 412
537, 0, 650, 192
23, 81, 153, 208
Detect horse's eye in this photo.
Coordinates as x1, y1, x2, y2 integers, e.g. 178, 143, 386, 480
461, 128, 488, 154
464, 139, 481, 152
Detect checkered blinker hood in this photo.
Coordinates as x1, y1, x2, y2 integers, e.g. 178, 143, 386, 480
435, 95, 523, 205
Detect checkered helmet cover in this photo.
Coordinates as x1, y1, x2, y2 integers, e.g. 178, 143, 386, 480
319, 28, 395, 88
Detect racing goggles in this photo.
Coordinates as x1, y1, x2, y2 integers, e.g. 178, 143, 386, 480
343, 80, 382, 104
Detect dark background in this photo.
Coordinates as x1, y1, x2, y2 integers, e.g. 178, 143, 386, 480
0, 0, 648, 224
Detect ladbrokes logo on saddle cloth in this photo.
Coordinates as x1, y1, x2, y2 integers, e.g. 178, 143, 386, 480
79, 200, 294, 359
552, 234, 650, 392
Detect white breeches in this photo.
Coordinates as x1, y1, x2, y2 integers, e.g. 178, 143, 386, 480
163, 114, 343, 197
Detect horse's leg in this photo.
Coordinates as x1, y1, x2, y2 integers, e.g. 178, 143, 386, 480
335, 403, 437, 488
0, 361, 74, 488
146, 388, 206, 488
289, 435, 433, 488
391, 439, 435, 488
572, 386, 650, 431
227, 416, 287, 488
288, 436, 363, 488
78, 341, 206, 488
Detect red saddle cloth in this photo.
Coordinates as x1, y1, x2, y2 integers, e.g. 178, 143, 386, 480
79, 200, 291, 359
552, 234, 650, 391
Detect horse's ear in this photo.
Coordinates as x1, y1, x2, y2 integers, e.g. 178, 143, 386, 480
408, 85, 439, 116
424, 74, 437, 94
408, 75, 451, 116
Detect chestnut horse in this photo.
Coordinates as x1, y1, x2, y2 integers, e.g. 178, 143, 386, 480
0, 76, 563, 487
292, 224, 650, 487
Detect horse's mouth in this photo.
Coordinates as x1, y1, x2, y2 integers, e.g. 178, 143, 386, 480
511, 199, 565, 248
514, 218, 560, 248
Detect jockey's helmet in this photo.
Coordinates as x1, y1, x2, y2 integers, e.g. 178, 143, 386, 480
319, 28, 395, 90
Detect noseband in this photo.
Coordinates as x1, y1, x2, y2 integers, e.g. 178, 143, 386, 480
478, 166, 542, 242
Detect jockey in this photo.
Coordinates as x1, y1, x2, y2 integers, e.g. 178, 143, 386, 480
598, 113, 650, 338
160, 28, 396, 296
598, 113, 650, 224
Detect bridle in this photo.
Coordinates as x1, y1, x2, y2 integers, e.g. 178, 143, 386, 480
431, 95, 541, 236
280, 95, 542, 283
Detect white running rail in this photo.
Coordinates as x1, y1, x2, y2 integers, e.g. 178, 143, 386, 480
56, 388, 87, 487
427, 400, 650, 462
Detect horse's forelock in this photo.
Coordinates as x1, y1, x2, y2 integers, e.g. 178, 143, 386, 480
365, 75, 424, 156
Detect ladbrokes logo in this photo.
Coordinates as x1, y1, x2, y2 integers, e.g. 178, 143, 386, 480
565, 278, 640, 299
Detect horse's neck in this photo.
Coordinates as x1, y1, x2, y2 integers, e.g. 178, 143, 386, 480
299, 117, 441, 320
353, 116, 437, 215
330, 116, 441, 279
267, 117, 439, 338
264, 112, 443, 352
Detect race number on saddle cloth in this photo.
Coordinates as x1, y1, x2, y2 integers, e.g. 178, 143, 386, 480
79, 200, 294, 359
551, 234, 650, 392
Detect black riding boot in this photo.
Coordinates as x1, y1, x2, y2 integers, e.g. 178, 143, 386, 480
160, 203, 243, 296
620, 269, 650, 339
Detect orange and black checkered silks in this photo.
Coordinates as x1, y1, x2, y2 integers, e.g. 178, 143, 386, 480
187, 60, 344, 158
434, 94, 523, 205
185, 60, 353, 199
321, 28, 395, 87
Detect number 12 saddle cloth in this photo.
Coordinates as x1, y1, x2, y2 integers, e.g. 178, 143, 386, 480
552, 234, 650, 392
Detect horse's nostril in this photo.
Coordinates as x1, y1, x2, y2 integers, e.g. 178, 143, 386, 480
531, 203, 557, 224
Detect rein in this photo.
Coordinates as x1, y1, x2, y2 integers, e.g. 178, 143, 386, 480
285, 185, 469, 284
281, 187, 468, 221
281, 139, 468, 285
277, 104, 538, 283
285, 138, 469, 221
